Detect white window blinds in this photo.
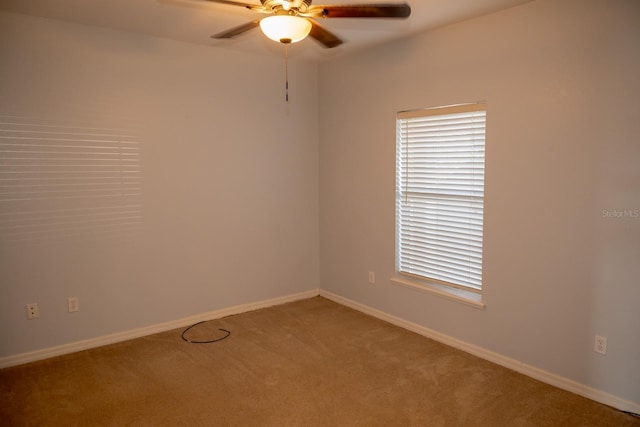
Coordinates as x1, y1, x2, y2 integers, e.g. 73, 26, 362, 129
396, 103, 486, 291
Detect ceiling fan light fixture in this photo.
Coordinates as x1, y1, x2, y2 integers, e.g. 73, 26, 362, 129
259, 15, 312, 44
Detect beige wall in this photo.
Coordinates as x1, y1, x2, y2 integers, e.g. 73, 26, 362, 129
0, 12, 319, 355
318, 0, 640, 404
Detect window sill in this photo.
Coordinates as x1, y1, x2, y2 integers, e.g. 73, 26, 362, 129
391, 276, 486, 309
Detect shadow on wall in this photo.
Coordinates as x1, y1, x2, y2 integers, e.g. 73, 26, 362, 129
0, 106, 144, 247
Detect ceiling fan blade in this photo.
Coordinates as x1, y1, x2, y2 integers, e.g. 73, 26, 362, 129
211, 19, 261, 39
202, 0, 264, 11
308, 3, 411, 19
309, 21, 343, 48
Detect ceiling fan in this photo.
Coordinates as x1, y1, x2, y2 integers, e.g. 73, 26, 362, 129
201, 0, 411, 48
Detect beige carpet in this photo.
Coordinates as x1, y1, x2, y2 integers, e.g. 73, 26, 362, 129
1, 297, 638, 426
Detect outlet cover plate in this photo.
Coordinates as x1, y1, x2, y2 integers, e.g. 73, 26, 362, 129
68, 297, 79, 313
26, 303, 39, 319
594, 335, 607, 355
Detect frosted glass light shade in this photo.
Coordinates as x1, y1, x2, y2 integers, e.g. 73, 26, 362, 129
259, 15, 312, 44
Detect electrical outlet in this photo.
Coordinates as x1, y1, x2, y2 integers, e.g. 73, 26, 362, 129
26, 303, 39, 319
67, 297, 79, 313
594, 335, 607, 355
368, 271, 375, 284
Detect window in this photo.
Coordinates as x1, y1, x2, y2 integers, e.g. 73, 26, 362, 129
395, 103, 486, 301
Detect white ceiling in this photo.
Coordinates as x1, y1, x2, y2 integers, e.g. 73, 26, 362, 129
0, 0, 532, 62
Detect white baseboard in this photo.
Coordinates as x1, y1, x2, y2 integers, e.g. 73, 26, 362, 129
319, 289, 640, 415
0, 289, 320, 369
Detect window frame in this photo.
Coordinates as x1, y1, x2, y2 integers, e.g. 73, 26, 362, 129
394, 102, 487, 308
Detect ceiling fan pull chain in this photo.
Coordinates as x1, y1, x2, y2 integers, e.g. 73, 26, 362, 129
285, 43, 289, 102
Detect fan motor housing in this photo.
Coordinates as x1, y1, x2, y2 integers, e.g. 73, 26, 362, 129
261, 0, 312, 13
